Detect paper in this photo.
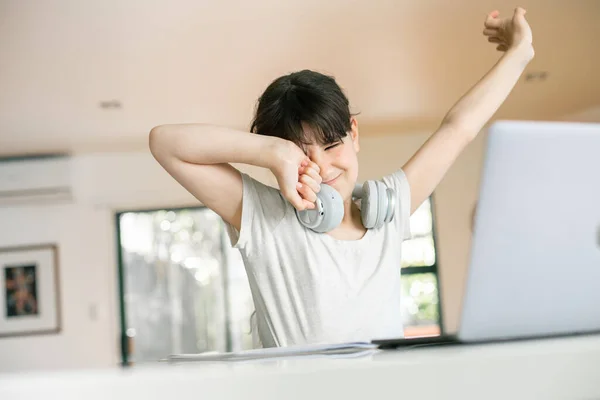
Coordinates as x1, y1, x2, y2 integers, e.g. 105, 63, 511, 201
166, 342, 378, 362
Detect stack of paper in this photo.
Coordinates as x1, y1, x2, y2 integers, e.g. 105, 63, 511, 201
166, 342, 379, 362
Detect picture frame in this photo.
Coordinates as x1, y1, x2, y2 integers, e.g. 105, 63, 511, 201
0, 244, 61, 338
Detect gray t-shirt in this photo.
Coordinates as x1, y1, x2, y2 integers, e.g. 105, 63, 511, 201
226, 169, 412, 347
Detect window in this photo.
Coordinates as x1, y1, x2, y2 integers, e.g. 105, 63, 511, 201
116, 207, 254, 365
115, 197, 441, 364
400, 197, 443, 338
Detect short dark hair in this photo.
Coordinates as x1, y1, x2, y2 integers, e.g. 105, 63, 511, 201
250, 70, 355, 147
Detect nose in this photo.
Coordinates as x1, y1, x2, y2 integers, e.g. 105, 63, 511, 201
309, 152, 334, 181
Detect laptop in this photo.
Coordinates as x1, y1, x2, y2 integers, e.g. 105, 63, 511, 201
374, 120, 600, 349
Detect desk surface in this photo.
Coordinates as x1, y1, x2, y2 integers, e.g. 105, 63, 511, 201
2, 334, 600, 400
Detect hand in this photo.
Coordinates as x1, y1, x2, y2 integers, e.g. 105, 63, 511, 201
483, 7, 533, 57
269, 140, 320, 211
297, 160, 322, 207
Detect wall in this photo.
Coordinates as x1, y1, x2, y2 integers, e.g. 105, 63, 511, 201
0, 131, 487, 372
0, 151, 272, 372
0, 203, 117, 371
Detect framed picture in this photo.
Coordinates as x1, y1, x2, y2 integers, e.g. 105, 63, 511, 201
0, 244, 61, 338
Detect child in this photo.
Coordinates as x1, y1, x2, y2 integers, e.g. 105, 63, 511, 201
149, 7, 534, 347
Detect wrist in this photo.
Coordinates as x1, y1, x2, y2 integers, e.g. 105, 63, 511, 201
507, 42, 535, 64
230, 133, 283, 170
263, 136, 291, 171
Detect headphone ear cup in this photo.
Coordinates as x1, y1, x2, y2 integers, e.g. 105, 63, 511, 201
385, 188, 396, 223
296, 184, 344, 233
375, 181, 389, 229
360, 181, 379, 229
296, 204, 323, 230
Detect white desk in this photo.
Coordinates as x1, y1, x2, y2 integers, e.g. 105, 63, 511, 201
2, 334, 600, 400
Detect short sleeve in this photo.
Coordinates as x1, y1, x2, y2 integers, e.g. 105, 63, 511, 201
381, 169, 412, 240
225, 172, 288, 251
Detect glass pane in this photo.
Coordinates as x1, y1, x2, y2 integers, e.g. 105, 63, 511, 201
401, 197, 436, 268
401, 272, 440, 335
408, 197, 433, 237
225, 248, 255, 351
118, 207, 254, 363
401, 236, 436, 267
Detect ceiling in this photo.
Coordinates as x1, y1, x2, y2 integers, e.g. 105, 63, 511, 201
1, 0, 599, 157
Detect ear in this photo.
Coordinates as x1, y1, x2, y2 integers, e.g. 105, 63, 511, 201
349, 117, 360, 152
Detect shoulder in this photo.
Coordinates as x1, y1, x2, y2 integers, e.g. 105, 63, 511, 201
380, 169, 412, 240
381, 169, 411, 197
240, 172, 287, 212
225, 172, 293, 249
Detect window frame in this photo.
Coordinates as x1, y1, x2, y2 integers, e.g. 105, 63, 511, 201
400, 194, 445, 335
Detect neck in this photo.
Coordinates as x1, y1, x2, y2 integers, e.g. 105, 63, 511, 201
329, 200, 367, 240
341, 198, 363, 228
326, 197, 367, 241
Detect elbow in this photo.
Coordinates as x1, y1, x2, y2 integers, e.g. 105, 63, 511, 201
440, 117, 479, 142
149, 123, 212, 163
148, 125, 168, 159
441, 113, 468, 131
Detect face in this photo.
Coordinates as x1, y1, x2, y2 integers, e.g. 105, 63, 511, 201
301, 117, 360, 201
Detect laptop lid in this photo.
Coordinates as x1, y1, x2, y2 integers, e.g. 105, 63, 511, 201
457, 120, 600, 342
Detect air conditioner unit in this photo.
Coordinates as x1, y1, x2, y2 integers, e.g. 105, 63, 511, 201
0, 155, 73, 206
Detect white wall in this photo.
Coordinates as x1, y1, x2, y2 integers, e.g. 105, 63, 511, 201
0, 203, 117, 371
0, 151, 273, 372
0, 131, 488, 372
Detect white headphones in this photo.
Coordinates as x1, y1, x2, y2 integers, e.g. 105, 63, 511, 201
296, 180, 396, 233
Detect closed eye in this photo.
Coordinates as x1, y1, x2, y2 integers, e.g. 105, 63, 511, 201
325, 142, 341, 151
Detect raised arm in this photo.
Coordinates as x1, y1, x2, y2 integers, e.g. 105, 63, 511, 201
402, 7, 534, 214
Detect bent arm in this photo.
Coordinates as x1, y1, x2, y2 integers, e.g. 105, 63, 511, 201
149, 123, 280, 230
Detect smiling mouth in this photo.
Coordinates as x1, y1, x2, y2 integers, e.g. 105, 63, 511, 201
323, 175, 340, 185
